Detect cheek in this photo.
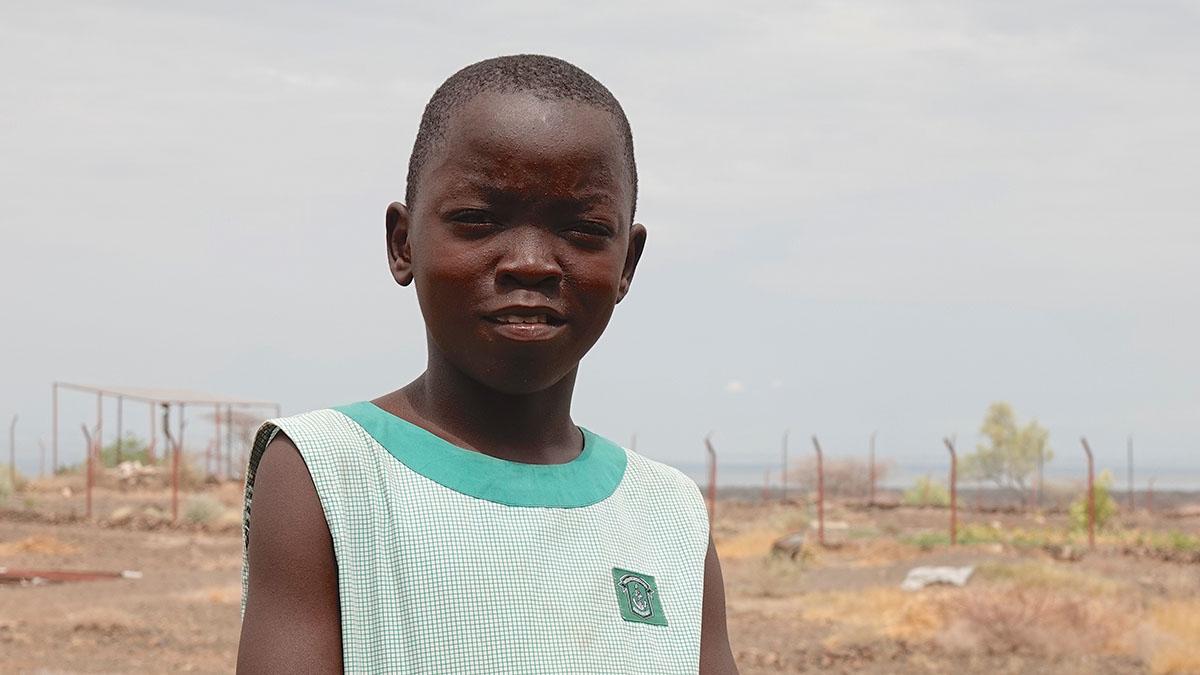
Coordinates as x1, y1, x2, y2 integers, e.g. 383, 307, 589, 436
413, 231, 486, 284
565, 255, 624, 321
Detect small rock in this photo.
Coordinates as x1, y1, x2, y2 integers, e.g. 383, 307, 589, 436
772, 532, 806, 559
1044, 543, 1085, 562
108, 506, 135, 526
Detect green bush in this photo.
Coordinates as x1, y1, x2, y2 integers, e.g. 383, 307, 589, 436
902, 475, 950, 507
1068, 470, 1118, 532
1167, 531, 1200, 552
183, 495, 223, 525
99, 434, 153, 468
958, 522, 1003, 545
0, 464, 25, 498
902, 530, 951, 551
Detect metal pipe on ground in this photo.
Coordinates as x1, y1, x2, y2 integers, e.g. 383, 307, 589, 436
0, 567, 142, 585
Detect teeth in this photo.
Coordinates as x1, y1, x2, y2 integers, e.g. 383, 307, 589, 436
499, 314, 547, 324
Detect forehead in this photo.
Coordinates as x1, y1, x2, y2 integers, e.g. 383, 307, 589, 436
422, 92, 631, 211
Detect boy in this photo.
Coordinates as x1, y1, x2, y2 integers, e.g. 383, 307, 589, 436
238, 55, 737, 674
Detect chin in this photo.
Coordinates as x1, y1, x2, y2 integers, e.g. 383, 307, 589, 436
475, 361, 577, 396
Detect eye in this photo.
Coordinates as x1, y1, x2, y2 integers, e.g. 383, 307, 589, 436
563, 221, 614, 240
449, 209, 496, 225
447, 209, 501, 237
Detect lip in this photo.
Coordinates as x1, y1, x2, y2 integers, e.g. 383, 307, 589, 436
482, 305, 567, 342
484, 304, 566, 323
485, 321, 566, 342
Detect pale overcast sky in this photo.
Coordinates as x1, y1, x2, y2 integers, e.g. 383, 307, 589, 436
2, 1, 1197, 484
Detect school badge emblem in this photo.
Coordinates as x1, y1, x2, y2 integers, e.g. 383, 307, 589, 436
612, 568, 667, 626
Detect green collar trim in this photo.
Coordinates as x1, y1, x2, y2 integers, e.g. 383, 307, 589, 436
333, 401, 627, 508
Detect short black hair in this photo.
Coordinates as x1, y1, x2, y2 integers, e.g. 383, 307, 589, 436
406, 54, 638, 219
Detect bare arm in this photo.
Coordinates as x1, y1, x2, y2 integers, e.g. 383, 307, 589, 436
237, 434, 342, 674
699, 535, 738, 674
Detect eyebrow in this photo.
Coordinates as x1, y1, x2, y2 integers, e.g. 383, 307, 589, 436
450, 178, 619, 207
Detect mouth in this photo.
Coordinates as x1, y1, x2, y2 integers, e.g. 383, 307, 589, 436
485, 313, 565, 326
483, 308, 567, 341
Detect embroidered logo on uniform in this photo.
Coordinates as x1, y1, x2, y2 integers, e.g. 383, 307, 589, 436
612, 567, 667, 626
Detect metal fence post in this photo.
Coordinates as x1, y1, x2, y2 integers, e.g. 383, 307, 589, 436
704, 433, 717, 524
1080, 437, 1096, 549
943, 437, 958, 545
811, 436, 825, 546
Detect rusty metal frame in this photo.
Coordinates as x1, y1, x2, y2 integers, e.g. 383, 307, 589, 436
46, 382, 279, 522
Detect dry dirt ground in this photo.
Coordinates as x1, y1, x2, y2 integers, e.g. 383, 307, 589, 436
2, 482, 1199, 673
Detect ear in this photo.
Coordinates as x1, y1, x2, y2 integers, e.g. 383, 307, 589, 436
386, 202, 414, 286
616, 222, 647, 304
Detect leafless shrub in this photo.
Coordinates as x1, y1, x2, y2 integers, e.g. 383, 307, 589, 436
788, 456, 892, 499
939, 586, 1135, 656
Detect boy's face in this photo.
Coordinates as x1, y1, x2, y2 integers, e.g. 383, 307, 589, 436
388, 92, 646, 395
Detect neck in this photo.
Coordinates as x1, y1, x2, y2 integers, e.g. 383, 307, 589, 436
378, 346, 582, 465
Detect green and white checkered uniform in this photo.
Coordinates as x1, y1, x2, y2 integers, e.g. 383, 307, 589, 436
241, 402, 709, 674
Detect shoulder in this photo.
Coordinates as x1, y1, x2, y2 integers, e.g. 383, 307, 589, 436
248, 407, 374, 478
259, 407, 364, 447
621, 447, 701, 494
618, 447, 709, 526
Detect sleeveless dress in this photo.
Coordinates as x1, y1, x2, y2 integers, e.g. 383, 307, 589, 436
241, 402, 710, 674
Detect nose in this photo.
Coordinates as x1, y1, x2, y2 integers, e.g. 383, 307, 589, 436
496, 227, 562, 291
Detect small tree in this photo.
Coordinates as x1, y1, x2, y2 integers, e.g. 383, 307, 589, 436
99, 434, 152, 468
903, 475, 950, 507
1069, 470, 1118, 532
961, 402, 1051, 499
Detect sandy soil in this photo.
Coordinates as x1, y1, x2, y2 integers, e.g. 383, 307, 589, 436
2, 484, 1198, 673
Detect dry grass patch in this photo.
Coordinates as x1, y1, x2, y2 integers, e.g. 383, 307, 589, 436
1143, 599, 1200, 674
838, 538, 921, 568
715, 529, 782, 561
66, 608, 138, 635
800, 587, 948, 642
974, 560, 1126, 596
939, 585, 1138, 657
176, 584, 241, 605
0, 534, 78, 556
